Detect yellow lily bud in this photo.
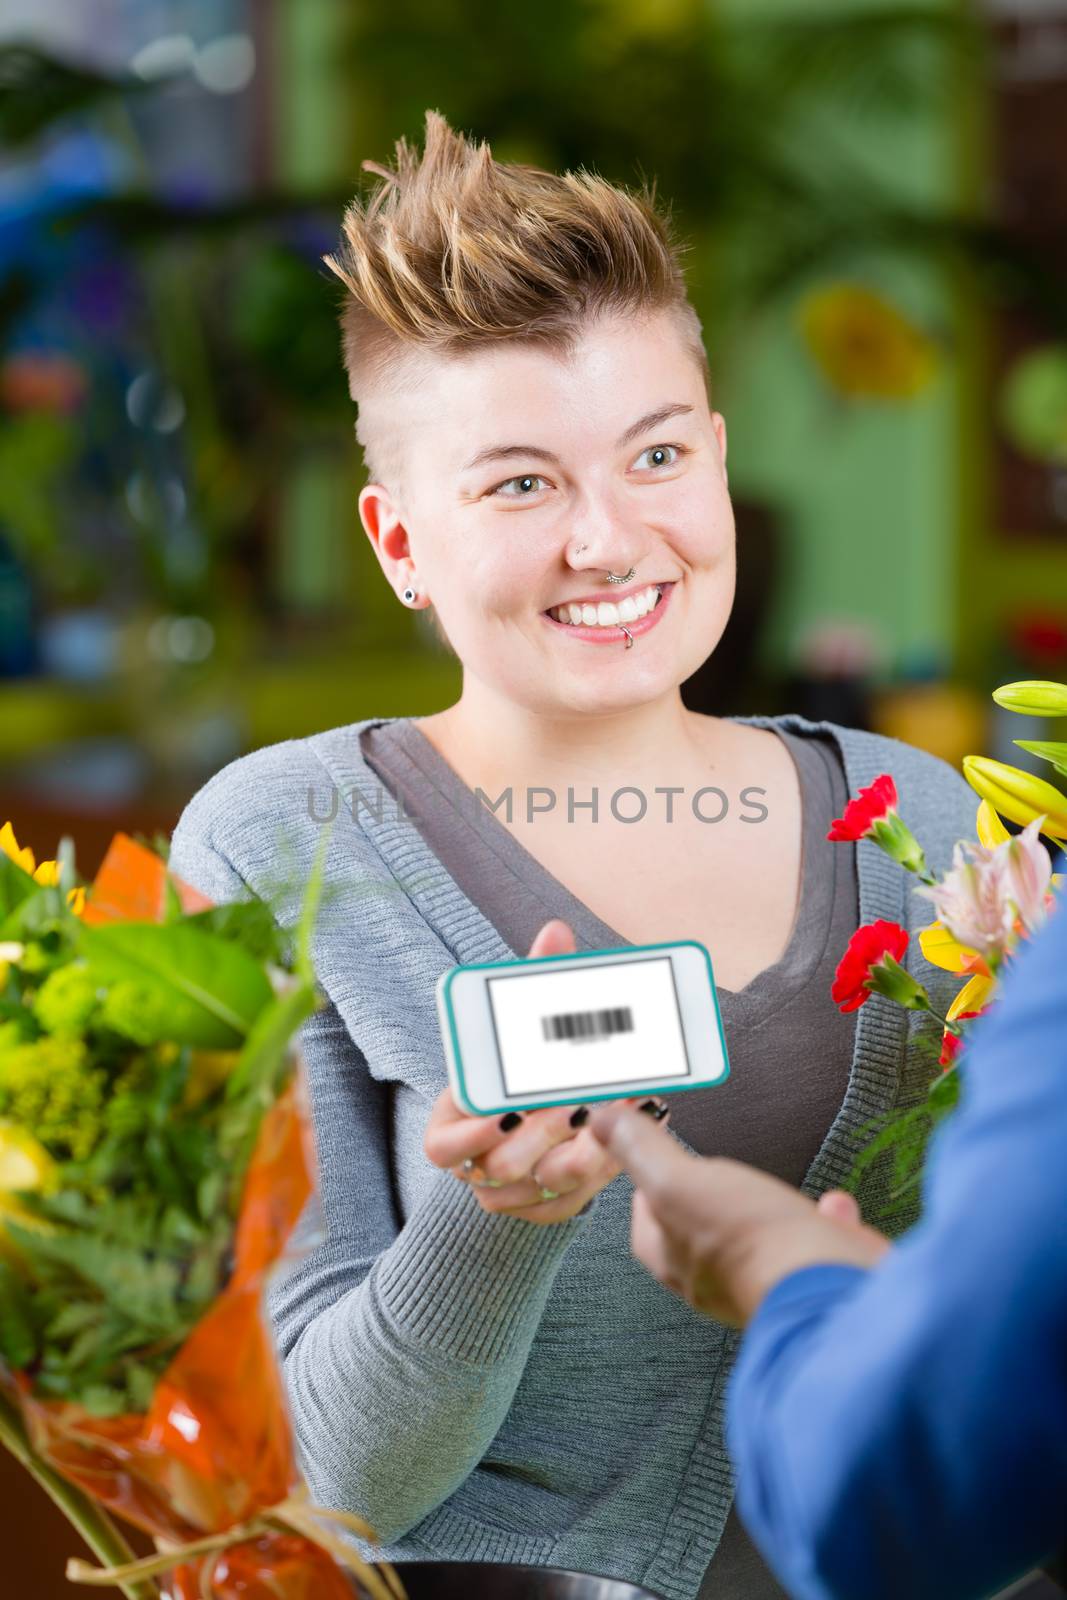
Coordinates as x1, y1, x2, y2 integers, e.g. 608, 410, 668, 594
992, 680, 1067, 718
975, 800, 1011, 849
963, 756, 1067, 841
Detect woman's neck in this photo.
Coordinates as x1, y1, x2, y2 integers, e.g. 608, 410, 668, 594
412, 685, 743, 801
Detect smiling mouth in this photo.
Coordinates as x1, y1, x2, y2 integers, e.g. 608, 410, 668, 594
542, 582, 673, 627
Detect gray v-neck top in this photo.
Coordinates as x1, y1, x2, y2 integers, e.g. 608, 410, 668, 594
360, 718, 859, 1599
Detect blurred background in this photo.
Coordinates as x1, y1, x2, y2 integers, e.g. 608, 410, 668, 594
2, 4, 1067, 1593
1, 0, 1067, 881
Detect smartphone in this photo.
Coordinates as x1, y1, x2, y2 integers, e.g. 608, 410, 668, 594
435, 940, 729, 1116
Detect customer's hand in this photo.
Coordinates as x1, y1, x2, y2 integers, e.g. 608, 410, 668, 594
424, 919, 665, 1226
586, 1100, 891, 1326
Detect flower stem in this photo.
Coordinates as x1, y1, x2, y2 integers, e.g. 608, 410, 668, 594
925, 1005, 962, 1035
0, 1387, 161, 1600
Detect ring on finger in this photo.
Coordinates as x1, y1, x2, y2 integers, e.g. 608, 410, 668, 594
460, 1158, 503, 1189
530, 1164, 560, 1203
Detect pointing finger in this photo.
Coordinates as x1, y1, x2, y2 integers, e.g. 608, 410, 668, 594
586, 1099, 690, 1203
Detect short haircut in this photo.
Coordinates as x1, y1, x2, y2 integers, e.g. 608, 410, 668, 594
323, 109, 708, 652
325, 108, 708, 482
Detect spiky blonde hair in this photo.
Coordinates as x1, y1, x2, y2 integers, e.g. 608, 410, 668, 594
323, 109, 708, 496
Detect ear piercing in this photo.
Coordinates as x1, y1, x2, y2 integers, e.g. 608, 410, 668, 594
402, 585, 417, 604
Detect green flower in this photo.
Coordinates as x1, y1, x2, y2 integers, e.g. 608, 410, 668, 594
103, 1057, 154, 1141
98, 980, 172, 1046
0, 1021, 29, 1056
33, 964, 101, 1036
0, 1036, 107, 1162
18, 943, 53, 977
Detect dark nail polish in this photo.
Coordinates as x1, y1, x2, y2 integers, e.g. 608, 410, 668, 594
569, 1105, 589, 1128
639, 1098, 670, 1120
499, 1112, 523, 1132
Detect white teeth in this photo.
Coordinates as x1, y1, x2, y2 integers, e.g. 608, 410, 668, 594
549, 585, 662, 627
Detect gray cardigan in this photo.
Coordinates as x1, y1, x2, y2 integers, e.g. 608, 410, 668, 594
168, 712, 979, 1599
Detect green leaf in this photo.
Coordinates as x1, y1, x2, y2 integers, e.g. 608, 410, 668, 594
45, 1301, 105, 1340
77, 922, 274, 1047
3, 1223, 182, 1337
125, 1362, 158, 1412
77, 1385, 127, 1418
0, 1261, 37, 1369
1014, 740, 1067, 782
183, 898, 287, 964
928, 1066, 961, 1114
224, 977, 318, 1105
0, 852, 38, 921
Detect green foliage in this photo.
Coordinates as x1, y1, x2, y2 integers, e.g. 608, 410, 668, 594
0, 852, 38, 924
844, 1041, 962, 1228
1014, 740, 1067, 782
77, 922, 275, 1048
0, 845, 324, 1416
0, 1036, 108, 1163
32, 964, 101, 1036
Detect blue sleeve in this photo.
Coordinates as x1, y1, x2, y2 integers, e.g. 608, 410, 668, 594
726, 905, 1067, 1600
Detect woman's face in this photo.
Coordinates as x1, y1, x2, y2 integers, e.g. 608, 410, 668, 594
360, 308, 736, 718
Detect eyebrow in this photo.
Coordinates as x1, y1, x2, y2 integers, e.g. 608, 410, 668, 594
460, 402, 696, 474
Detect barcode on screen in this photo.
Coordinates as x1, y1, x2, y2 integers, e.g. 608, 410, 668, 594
541, 1006, 635, 1044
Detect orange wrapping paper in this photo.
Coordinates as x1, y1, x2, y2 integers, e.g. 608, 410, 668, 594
9, 1078, 355, 1598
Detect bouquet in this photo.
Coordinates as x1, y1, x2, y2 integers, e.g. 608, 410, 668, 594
0, 823, 406, 1600
827, 679, 1067, 1221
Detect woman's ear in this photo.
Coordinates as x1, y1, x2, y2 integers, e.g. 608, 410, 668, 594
358, 481, 413, 588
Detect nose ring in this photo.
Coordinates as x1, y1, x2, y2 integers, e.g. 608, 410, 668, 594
606, 567, 636, 585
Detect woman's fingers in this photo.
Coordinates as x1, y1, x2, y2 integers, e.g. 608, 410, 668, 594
469, 1160, 615, 1223
518, 1125, 622, 1197
423, 1084, 524, 1169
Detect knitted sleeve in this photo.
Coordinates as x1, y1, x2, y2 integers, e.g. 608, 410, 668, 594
168, 752, 599, 1547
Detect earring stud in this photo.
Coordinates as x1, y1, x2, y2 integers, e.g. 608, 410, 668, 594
402, 585, 417, 604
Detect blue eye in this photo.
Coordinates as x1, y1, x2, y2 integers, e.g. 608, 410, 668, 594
492, 474, 549, 498
635, 443, 682, 470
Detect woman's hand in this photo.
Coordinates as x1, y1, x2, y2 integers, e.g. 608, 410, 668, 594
424, 918, 668, 1226
586, 1099, 891, 1326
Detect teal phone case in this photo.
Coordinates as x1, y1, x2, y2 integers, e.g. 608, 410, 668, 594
438, 939, 730, 1116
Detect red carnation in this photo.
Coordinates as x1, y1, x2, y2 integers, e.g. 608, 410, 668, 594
827, 773, 929, 876
827, 774, 898, 842
831, 920, 910, 1013
939, 1011, 987, 1069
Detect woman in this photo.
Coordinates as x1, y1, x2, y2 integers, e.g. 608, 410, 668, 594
168, 110, 977, 1600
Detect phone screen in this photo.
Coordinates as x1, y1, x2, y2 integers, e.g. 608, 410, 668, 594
486, 954, 691, 1098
